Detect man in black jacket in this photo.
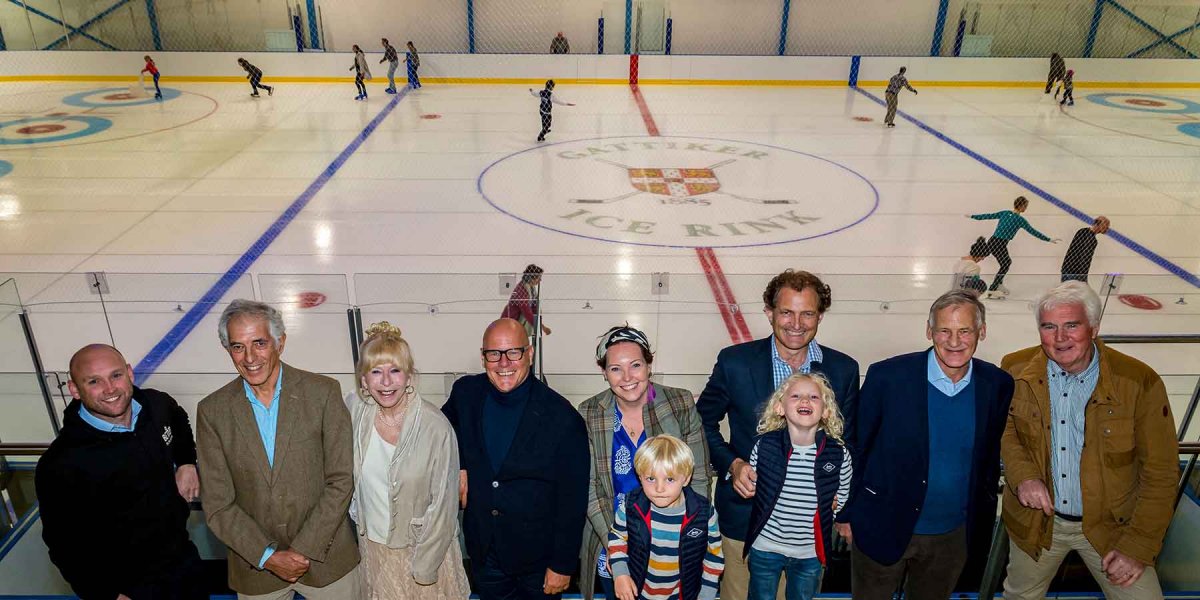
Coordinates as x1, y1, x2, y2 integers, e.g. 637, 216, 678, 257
442, 318, 589, 600
36, 344, 205, 599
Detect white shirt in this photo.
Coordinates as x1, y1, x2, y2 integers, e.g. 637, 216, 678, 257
362, 427, 396, 543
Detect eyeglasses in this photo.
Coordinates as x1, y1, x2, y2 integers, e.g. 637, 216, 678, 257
481, 346, 528, 363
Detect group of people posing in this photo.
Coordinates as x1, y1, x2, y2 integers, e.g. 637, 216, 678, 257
37, 269, 1178, 600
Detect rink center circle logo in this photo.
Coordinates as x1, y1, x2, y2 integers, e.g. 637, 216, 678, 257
478, 136, 879, 248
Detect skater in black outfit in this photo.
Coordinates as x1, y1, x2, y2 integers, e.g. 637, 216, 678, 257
238, 58, 273, 97
1060, 216, 1110, 282
1046, 52, 1066, 97
1059, 69, 1075, 106
351, 44, 372, 100
529, 79, 574, 142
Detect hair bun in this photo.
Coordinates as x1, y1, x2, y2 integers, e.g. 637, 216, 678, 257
364, 321, 402, 339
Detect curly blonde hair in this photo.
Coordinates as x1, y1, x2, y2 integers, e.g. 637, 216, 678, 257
756, 372, 845, 441
356, 321, 418, 403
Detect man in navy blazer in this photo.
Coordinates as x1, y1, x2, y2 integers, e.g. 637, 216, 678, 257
442, 318, 589, 600
834, 290, 1014, 599
696, 270, 860, 600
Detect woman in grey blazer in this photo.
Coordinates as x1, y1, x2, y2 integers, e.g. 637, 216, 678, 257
578, 325, 713, 600
347, 322, 469, 599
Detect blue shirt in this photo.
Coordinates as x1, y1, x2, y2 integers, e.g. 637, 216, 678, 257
926, 349, 974, 397
915, 378, 976, 534
243, 370, 283, 568
79, 399, 142, 432
771, 338, 824, 389
1048, 345, 1100, 517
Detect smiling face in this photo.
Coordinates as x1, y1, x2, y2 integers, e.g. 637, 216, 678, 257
1038, 302, 1097, 374
68, 345, 135, 426
639, 467, 690, 508
481, 319, 531, 393
777, 377, 825, 433
603, 341, 651, 405
225, 314, 285, 392
766, 286, 823, 353
927, 303, 984, 381
362, 362, 410, 409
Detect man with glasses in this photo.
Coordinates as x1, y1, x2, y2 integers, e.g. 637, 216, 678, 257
834, 290, 1013, 599
442, 317, 590, 600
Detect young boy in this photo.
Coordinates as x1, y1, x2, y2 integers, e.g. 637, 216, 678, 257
529, 80, 574, 142
609, 435, 723, 600
968, 196, 1061, 299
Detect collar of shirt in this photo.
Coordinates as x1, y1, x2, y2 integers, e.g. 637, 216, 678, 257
926, 349, 974, 396
79, 398, 143, 433
771, 338, 822, 378
1047, 343, 1100, 383
243, 368, 284, 408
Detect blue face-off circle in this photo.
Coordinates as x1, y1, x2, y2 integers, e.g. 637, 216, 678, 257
62, 87, 182, 108
0, 116, 113, 145
0, 161, 11, 177
1086, 93, 1200, 114
1178, 122, 1200, 139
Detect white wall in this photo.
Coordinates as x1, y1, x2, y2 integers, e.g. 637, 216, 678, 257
788, 0, 941, 57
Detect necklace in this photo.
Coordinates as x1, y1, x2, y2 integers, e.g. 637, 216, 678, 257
376, 398, 410, 428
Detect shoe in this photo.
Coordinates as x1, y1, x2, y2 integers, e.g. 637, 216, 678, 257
887, 123, 895, 128
250, 93, 260, 97
155, 94, 162, 100
998, 284, 1010, 295
1068, 101, 1074, 106
355, 94, 363, 100
536, 136, 545, 142
268, 87, 273, 96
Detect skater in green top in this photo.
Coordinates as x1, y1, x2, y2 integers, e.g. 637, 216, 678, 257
967, 196, 1061, 298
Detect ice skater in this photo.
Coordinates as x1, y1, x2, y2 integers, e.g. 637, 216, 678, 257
141, 55, 162, 100
883, 66, 917, 128
968, 196, 1061, 299
237, 58, 273, 97
1060, 216, 1110, 282
350, 45, 371, 100
529, 79, 574, 142
1059, 69, 1075, 106
380, 38, 399, 94
1045, 52, 1066, 98
405, 41, 422, 89
951, 237, 990, 295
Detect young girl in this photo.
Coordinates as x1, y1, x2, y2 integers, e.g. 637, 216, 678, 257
350, 45, 372, 100
744, 372, 852, 600
140, 55, 161, 100
952, 236, 990, 295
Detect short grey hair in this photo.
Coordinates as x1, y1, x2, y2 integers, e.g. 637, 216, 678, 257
927, 289, 986, 330
218, 299, 286, 348
1036, 281, 1101, 328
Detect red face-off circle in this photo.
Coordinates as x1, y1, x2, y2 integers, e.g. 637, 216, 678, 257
1125, 99, 1166, 107
420, 114, 442, 119
103, 93, 138, 101
297, 291, 327, 309
1118, 294, 1163, 310
16, 124, 67, 135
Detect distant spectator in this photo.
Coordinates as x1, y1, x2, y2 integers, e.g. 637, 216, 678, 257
551, 32, 571, 54
1046, 53, 1066, 98
1060, 216, 1110, 282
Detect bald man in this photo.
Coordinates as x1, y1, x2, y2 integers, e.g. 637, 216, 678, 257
441, 318, 589, 600
35, 344, 205, 600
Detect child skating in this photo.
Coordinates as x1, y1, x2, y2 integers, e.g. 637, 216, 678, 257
951, 237, 990, 295
529, 80, 574, 142
406, 41, 422, 89
350, 45, 372, 100
968, 196, 1061, 299
141, 55, 162, 100
1059, 69, 1075, 106
745, 372, 852, 600
237, 58, 273, 97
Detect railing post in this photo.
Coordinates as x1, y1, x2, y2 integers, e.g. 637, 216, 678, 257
1084, 0, 1105, 58
931, 0, 950, 56
346, 307, 362, 366
598, 16, 604, 54
778, 0, 791, 56
20, 309, 60, 437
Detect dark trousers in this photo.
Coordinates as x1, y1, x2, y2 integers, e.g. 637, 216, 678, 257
985, 236, 1012, 290
474, 552, 558, 600
152, 72, 162, 97
538, 112, 553, 141
884, 92, 898, 125
1061, 89, 1074, 104
598, 573, 617, 600
408, 62, 421, 88
249, 75, 271, 94
125, 543, 207, 600
355, 74, 367, 97
850, 526, 968, 600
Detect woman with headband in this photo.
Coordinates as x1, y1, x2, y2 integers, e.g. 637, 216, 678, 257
347, 322, 469, 599
578, 325, 714, 600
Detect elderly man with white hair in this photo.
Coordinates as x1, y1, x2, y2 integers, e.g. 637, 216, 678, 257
999, 281, 1178, 599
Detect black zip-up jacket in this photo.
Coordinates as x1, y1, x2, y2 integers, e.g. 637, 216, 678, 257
624, 487, 714, 600
35, 387, 198, 599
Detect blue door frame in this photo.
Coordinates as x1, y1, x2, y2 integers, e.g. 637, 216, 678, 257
6, 0, 122, 50
1088, 0, 1198, 58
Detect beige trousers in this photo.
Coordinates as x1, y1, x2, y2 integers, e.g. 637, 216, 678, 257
721, 538, 785, 600
1003, 517, 1163, 600
238, 565, 362, 600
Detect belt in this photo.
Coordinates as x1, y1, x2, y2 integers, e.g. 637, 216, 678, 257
1054, 511, 1083, 522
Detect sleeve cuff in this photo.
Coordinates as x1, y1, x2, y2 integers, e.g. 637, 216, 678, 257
699, 587, 719, 600
610, 561, 631, 579
258, 545, 277, 569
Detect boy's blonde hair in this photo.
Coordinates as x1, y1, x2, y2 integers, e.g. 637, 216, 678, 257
756, 372, 845, 442
634, 435, 694, 479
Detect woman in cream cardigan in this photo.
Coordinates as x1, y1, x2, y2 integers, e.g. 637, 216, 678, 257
348, 322, 469, 599
578, 324, 713, 600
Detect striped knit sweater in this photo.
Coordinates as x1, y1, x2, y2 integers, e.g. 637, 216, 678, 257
608, 492, 723, 600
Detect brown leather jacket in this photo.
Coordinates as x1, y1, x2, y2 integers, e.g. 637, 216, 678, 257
1000, 342, 1178, 565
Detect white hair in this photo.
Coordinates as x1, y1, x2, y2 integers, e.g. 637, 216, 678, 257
218, 299, 286, 348
1035, 281, 1102, 328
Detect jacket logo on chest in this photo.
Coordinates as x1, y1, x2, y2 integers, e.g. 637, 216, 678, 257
686, 527, 704, 538
162, 425, 173, 446
822, 462, 835, 473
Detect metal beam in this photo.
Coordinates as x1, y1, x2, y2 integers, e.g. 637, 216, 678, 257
778, 0, 791, 56
467, 0, 475, 53
40, 0, 130, 50
145, 0, 161, 50
931, 0, 950, 56
1084, 0, 1104, 57
7, 0, 122, 51
1127, 19, 1200, 58
1104, 0, 1198, 58
306, 0, 319, 49
624, 0, 632, 54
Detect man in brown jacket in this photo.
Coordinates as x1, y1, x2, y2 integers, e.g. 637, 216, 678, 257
198, 299, 360, 598
1000, 281, 1178, 599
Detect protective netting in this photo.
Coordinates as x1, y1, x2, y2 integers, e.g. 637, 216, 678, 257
2, 0, 1198, 57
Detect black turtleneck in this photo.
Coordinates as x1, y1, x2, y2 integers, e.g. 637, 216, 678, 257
482, 373, 534, 472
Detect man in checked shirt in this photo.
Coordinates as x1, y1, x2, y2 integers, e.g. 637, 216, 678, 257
381, 38, 400, 94
884, 66, 918, 128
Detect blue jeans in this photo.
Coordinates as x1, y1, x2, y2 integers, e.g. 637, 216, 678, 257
747, 548, 823, 600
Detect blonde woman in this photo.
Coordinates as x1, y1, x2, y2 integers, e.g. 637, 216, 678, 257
744, 372, 852, 600
348, 322, 469, 599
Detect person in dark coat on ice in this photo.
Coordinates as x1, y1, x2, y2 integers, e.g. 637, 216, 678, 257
1060, 216, 1109, 282
1045, 53, 1066, 97
529, 80, 574, 142
238, 58, 274, 97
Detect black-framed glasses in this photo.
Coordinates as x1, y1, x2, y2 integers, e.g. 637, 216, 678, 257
481, 346, 528, 363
